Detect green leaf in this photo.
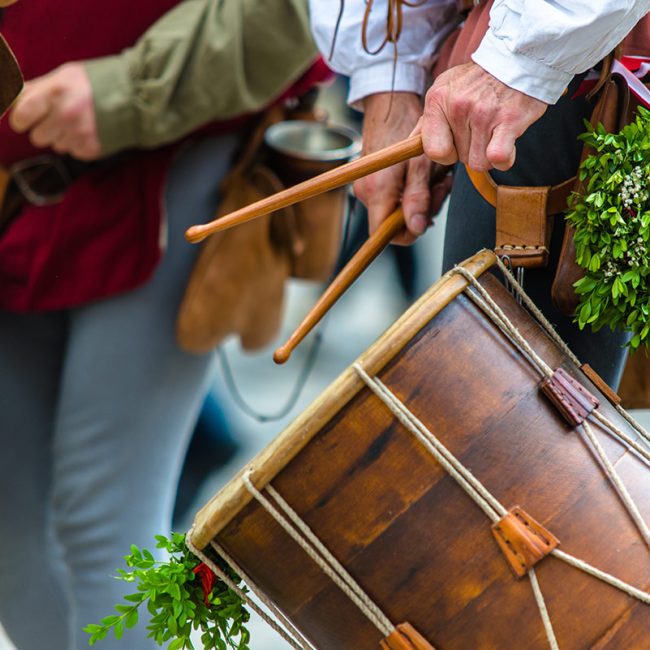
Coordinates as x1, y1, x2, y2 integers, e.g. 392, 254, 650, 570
125, 609, 139, 629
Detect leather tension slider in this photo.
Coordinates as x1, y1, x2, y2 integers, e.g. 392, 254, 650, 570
492, 506, 559, 578
540, 367, 599, 427
380, 623, 437, 650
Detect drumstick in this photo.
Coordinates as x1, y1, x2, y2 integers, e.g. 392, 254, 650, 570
273, 206, 406, 364
185, 134, 423, 243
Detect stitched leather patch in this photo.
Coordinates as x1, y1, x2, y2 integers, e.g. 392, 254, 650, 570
492, 507, 559, 578
540, 368, 600, 427
495, 185, 551, 268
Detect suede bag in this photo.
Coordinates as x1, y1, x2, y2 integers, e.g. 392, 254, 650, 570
176, 106, 349, 354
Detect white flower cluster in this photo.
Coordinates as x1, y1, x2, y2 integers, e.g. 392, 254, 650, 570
603, 259, 619, 278
625, 235, 646, 268
620, 165, 649, 209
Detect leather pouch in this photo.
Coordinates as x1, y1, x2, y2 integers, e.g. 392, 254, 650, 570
176, 104, 349, 354
551, 76, 625, 315
176, 162, 291, 353
496, 185, 551, 267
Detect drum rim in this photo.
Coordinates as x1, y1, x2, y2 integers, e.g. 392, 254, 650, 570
190, 249, 497, 549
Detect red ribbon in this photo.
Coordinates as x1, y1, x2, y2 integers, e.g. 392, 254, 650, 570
193, 562, 216, 605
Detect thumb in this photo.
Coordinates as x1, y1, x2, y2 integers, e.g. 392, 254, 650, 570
9, 74, 59, 133
402, 156, 432, 237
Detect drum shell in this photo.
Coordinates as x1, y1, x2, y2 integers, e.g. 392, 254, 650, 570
193, 255, 650, 649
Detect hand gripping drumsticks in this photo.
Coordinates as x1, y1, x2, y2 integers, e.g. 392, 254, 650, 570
184, 134, 424, 243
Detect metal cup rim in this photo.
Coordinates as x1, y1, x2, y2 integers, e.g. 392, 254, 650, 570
264, 120, 362, 162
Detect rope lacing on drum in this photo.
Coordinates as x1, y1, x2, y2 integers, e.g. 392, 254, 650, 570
242, 470, 396, 638
352, 363, 650, 650
452, 263, 650, 548
184, 254, 650, 650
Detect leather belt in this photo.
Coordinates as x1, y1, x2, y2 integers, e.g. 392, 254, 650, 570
0, 153, 124, 238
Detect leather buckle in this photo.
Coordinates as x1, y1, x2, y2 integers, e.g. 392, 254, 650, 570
9, 154, 72, 206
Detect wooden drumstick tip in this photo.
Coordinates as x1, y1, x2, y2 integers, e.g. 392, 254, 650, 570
185, 225, 207, 244
273, 345, 292, 365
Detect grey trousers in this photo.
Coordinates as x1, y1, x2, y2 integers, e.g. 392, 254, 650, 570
0, 133, 239, 650
443, 81, 629, 388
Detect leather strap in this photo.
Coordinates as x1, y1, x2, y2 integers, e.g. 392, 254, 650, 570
466, 166, 575, 216
581, 363, 622, 406
466, 166, 575, 268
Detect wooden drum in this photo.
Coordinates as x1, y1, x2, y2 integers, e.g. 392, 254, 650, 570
189, 250, 650, 649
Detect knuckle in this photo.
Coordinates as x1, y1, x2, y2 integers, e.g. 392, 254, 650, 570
60, 104, 81, 124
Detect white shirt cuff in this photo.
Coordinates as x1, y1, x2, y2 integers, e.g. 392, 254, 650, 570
348, 61, 427, 110
472, 29, 573, 104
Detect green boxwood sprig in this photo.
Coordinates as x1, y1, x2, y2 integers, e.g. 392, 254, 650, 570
84, 533, 250, 650
567, 105, 650, 349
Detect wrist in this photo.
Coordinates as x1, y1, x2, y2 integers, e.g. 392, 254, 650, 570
361, 92, 422, 154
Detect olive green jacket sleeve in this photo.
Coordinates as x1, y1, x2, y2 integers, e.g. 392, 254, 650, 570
84, 0, 318, 157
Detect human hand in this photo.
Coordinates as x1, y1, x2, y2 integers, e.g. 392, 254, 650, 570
355, 92, 439, 245
421, 61, 548, 172
9, 62, 101, 160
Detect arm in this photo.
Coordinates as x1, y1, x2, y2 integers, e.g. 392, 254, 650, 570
473, 0, 650, 104
9, 0, 317, 158
310, 0, 458, 241
313, 0, 650, 239
310, 0, 458, 108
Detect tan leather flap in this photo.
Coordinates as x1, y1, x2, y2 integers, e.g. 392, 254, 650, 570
495, 185, 551, 268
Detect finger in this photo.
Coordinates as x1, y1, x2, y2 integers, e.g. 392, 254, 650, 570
28, 113, 65, 148
408, 116, 423, 137
486, 124, 517, 171
466, 120, 493, 172
9, 89, 51, 134
421, 98, 458, 166
401, 155, 432, 239
355, 164, 404, 230
50, 134, 84, 155
68, 136, 101, 160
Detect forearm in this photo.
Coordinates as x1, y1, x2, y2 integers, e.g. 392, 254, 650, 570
86, 0, 317, 156
473, 0, 650, 103
310, 0, 458, 108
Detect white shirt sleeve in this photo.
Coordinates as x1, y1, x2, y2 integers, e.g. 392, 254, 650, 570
473, 0, 650, 104
309, 0, 458, 109
310, 1, 650, 108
